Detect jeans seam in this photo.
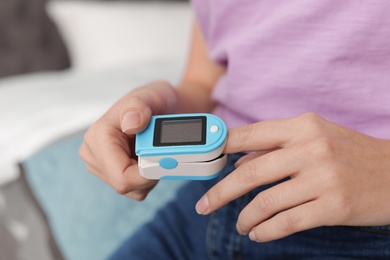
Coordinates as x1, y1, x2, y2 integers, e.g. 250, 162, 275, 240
206, 154, 245, 260
207, 203, 224, 260
352, 226, 390, 235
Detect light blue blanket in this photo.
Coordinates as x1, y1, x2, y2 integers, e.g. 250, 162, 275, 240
24, 132, 187, 260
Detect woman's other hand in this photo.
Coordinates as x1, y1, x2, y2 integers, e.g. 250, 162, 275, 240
196, 112, 390, 242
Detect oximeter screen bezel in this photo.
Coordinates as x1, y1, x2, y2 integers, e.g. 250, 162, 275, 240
153, 116, 207, 146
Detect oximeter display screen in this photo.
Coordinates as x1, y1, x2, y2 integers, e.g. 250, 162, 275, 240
154, 116, 206, 146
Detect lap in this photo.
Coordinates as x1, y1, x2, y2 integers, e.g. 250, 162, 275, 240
111, 154, 390, 259
109, 178, 218, 260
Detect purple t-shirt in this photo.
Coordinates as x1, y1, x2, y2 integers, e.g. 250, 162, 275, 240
191, 0, 390, 139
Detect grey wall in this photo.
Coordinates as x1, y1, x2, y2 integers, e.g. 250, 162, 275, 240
0, 0, 71, 78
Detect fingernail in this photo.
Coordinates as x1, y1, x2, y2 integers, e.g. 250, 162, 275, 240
121, 111, 141, 132
195, 195, 209, 215
249, 230, 257, 242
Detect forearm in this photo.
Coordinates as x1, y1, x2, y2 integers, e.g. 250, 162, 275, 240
173, 21, 224, 114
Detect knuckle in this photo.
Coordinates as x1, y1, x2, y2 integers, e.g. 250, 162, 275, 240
127, 192, 148, 202
309, 137, 335, 160
208, 185, 224, 205
112, 179, 133, 195
126, 95, 147, 109
296, 112, 325, 135
236, 214, 250, 233
78, 144, 87, 160
238, 161, 259, 183
256, 192, 277, 214
82, 128, 94, 144
231, 124, 254, 150
329, 193, 353, 222
113, 185, 128, 195
85, 165, 96, 175
298, 112, 323, 124
82, 122, 103, 146
281, 212, 300, 234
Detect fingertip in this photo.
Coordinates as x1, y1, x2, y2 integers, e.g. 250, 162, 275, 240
236, 223, 246, 235
249, 230, 258, 242
195, 195, 209, 215
121, 111, 141, 133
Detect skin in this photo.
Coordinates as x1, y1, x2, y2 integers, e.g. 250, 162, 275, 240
80, 22, 390, 242
79, 23, 224, 200
196, 114, 390, 242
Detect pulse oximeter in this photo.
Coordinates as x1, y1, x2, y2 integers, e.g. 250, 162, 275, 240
135, 113, 227, 180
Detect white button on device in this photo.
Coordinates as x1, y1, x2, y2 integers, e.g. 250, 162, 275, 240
210, 125, 219, 133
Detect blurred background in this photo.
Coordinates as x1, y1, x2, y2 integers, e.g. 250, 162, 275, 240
0, 0, 192, 259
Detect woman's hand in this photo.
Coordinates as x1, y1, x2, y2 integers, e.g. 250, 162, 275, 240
79, 81, 178, 201
195, 112, 390, 242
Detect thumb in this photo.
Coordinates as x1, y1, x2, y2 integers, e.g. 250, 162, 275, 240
120, 106, 152, 135
119, 81, 177, 135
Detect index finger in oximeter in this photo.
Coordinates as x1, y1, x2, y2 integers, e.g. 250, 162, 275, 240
135, 113, 227, 180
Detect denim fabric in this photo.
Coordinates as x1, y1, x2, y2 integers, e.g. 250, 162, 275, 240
108, 166, 219, 260
111, 154, 390, 259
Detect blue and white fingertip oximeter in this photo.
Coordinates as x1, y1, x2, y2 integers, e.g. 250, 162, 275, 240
135, 113, 227, 180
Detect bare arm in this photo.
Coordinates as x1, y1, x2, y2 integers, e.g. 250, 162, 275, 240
176, 22, 226, 113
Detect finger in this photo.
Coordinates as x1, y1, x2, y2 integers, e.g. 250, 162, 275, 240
249, 200, 328, 242
236, 177, 317, 235
78, 142, 95, 168
79, 128, 138, 187
124, 184, 158, 201
79, 142, 110, 182
96, 128, 156, 194
196, 146, 304, 215
84, 163, 109, 182
224, 113, 327, 155
235, 149, 278, 168
223, 119, 295, 154
119, 97, 152, 135
81, 151, 147, 196
117, 82, 177, 135
106, 153, 155, 195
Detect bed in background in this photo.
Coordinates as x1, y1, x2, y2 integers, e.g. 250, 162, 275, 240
0, 0, 192, 259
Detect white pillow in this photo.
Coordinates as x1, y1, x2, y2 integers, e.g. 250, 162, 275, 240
47, 1, 193, 71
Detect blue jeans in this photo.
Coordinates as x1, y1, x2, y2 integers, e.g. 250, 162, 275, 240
110, 154, 390, 259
